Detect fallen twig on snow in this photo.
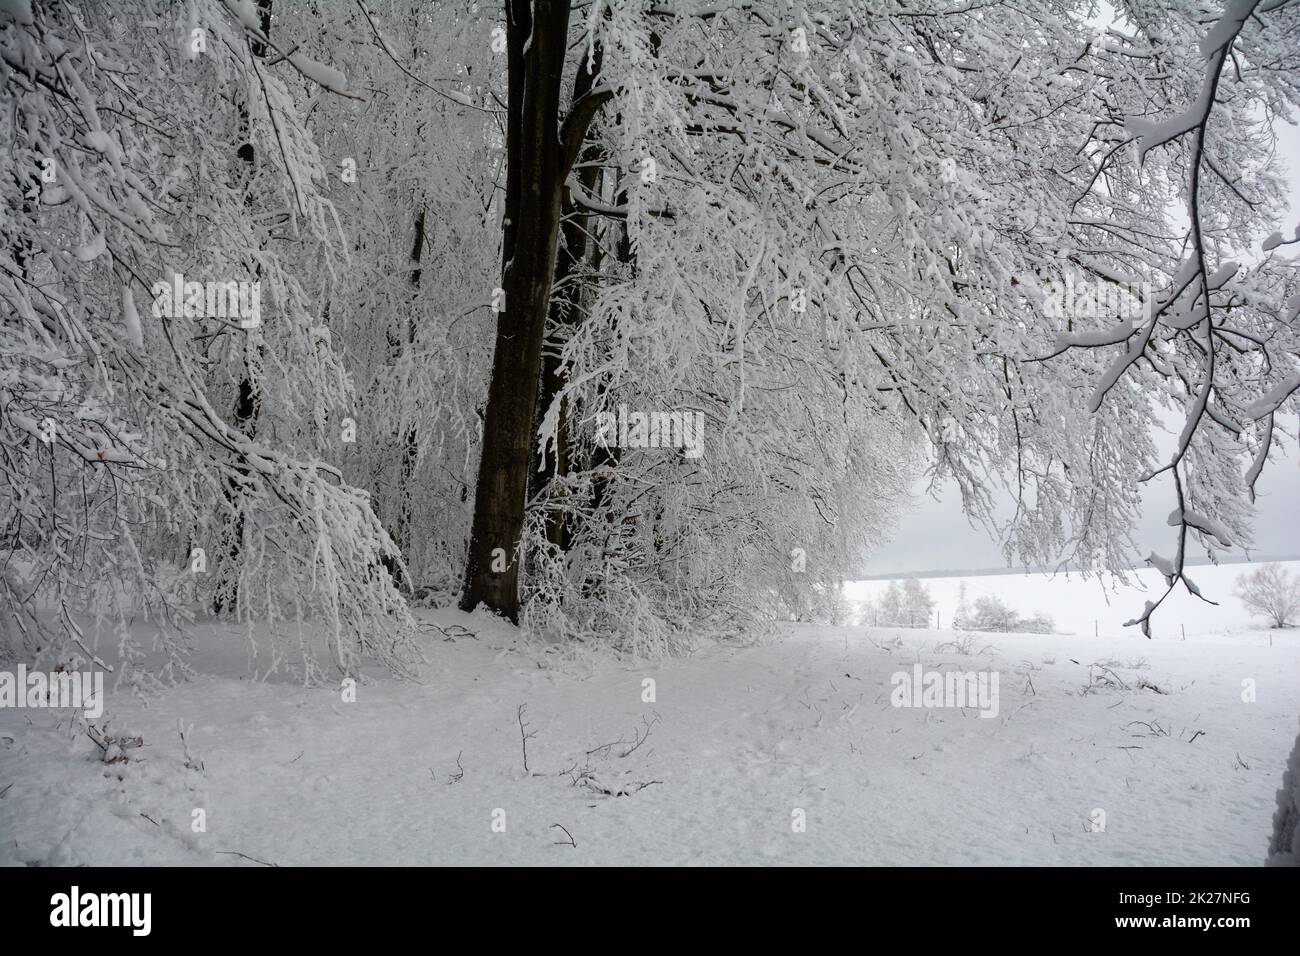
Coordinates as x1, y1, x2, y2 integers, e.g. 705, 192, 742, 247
585, 713, 661, 761
178, 720, 205, 772
1002, 699, 1036, 725
86, 726, 143, 764
618, 714, 659, 759
216, 850, 278, 867
1126, 719, 1169, 737
1083, 662, 1130, 694
420, 621, 478, 642
516, 704, 537, 774
580, 775, 663, 798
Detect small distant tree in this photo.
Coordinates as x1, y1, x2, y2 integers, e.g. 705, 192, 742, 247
878, 580, 905, 627
1236, 564, 1300, 629
952, 580, 972, 630
856, 597, 877, 627
970, 594, 1017, 632
902, 578, 935, 628
822, 580, 853, 626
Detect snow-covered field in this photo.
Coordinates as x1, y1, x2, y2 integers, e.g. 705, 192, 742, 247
846, 561, 1300, 641
3, 601, 1296, 866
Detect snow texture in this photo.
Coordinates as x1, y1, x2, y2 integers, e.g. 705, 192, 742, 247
2, 574, 1297, 866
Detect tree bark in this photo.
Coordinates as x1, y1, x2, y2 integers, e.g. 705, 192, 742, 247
383, 204, 425, 591
459, 0, 573, 620
214, 0, 273, 615
531, 41, 604, 552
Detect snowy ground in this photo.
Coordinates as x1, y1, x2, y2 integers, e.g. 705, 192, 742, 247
3, 606, 1296, 866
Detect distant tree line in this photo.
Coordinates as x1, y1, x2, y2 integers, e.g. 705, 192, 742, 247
859, 579, 1054, 634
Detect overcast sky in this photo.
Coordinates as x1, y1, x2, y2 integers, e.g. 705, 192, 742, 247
863, 120, 1300, 577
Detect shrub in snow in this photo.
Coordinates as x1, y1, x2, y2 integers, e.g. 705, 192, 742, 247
970, 595, 1018, 632
1017, 613, 1056, 635
1267, 719, 1300, 867
965, 594, 1054, 634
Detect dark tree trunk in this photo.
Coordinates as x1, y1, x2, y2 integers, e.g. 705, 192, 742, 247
459, 0, 573, 621
531, 41, 605, 552
396, 204, 426, 561
381, 204, 426, 591
214, 0, 273, 615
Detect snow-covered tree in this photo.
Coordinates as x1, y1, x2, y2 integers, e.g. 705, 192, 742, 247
0, 0, 425, 679
970, 595, 1018, 633
952, 580, 972, 630
901, 579, 935, 628
877, 580, 905, 628
1235, 563, 1300, 628
457, 0, 1300, 652
855, 596, 876, 628
5, 0, 1299, 679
